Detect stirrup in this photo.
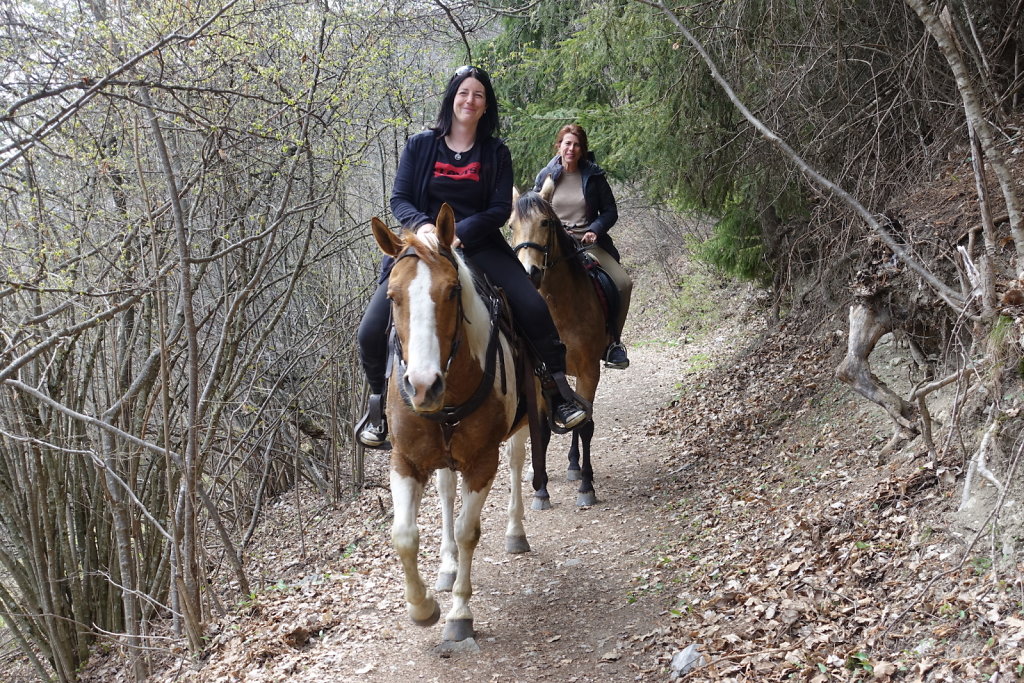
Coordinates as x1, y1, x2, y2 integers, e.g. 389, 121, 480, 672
354, 394, 391, 450
543, 371, 592, 434
603, 342, 629, 370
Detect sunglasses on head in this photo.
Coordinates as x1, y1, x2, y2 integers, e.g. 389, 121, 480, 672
454, 65, 488, 80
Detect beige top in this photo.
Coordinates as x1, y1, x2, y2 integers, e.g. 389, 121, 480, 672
550, 170, 588, 232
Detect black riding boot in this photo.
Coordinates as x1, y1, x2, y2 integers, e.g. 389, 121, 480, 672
540, 370, 590, 433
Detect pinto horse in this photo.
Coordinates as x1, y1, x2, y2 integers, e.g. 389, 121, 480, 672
510, 180, 604, 508
371, 204, 534, 644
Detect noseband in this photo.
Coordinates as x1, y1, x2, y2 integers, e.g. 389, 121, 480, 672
512, 217, 562, 271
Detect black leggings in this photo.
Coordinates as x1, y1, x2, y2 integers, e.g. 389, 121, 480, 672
357, 243, 566, 393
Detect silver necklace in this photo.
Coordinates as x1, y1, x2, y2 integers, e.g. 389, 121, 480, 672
448, 137, 471, 161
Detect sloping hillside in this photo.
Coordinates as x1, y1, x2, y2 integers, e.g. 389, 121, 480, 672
74, 169, 1024, 682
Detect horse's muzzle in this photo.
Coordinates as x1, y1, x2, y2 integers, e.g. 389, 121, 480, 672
402, 371, 446, 412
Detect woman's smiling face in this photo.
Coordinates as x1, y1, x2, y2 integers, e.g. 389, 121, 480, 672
558, 132, 582, 171
452, 77, 486, 128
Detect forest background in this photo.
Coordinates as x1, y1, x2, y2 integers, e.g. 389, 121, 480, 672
1, 0, 1023, 681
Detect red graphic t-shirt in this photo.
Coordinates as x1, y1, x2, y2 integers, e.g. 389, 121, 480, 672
434, 161, 481, 181
427, 140, 486, 223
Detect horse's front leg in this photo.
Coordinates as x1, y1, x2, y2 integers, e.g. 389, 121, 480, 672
504, 428, 530, 553
390, 469, 440, 626
435, 469, 458, 591
442, 468, 496, 643
575, 419, 597, 506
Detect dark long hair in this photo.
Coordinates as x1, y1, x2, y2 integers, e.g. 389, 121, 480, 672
432, 66, 500, 140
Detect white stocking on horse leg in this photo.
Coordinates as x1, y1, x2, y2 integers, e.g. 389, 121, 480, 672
389, 470, 439, 626
435, 469, 458, 591
442, 477, 494, 642
504, 429, 530, 553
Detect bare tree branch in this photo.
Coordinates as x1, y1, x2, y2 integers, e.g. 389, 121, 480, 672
639, 0, 967, 311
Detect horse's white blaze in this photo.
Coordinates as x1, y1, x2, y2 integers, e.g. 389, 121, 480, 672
404, 260, 443, 401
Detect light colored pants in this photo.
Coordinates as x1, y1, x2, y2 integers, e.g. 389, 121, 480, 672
586, 246, 632, 341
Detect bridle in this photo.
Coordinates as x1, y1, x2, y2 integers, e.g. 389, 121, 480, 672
389, 246, 464, 381
512, 214, 589, 276
512, 216, 561, 272
388, 245, 504, 432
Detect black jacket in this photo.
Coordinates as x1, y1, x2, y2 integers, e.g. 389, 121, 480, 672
391, 130, 513, 252
533, 153, 618, 240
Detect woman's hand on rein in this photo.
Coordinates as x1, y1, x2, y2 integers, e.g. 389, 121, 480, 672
581, 231, 597, 245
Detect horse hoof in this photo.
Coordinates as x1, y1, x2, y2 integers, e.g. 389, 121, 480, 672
505, 534, 531, 554
576, 491, 597, 507
411, 600, 441, 627
435, 571, 456, 592
566, 467, 582, 482
531, 495, 552, 511
442, 618, 475, 642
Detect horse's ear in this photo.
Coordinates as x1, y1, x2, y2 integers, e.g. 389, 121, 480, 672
371, 217, 402, 256
435, 203, 456, 248
512, 185, 520, 204
540, 176, 555, 202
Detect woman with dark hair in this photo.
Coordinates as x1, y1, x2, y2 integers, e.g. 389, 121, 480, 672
533, 124, 632, 369
356, 66, 589, 448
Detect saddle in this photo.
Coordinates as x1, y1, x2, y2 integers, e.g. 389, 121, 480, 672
578, 250, 620, 335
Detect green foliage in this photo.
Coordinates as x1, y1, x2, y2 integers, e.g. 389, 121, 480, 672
483, 0, 800, 281
694, 203, 771, 285
970, 555, 993, 575
846, 650, 874, 673
665, 267, 735, 337
992, 315, 1014, 346
484, 0, 959, 287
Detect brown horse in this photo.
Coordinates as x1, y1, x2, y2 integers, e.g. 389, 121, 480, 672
371, 205, 533, 645
510, 179, 605, 508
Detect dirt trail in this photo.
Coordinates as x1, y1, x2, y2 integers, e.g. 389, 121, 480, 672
138, 325, 721, 683
297, 340, 691, 683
